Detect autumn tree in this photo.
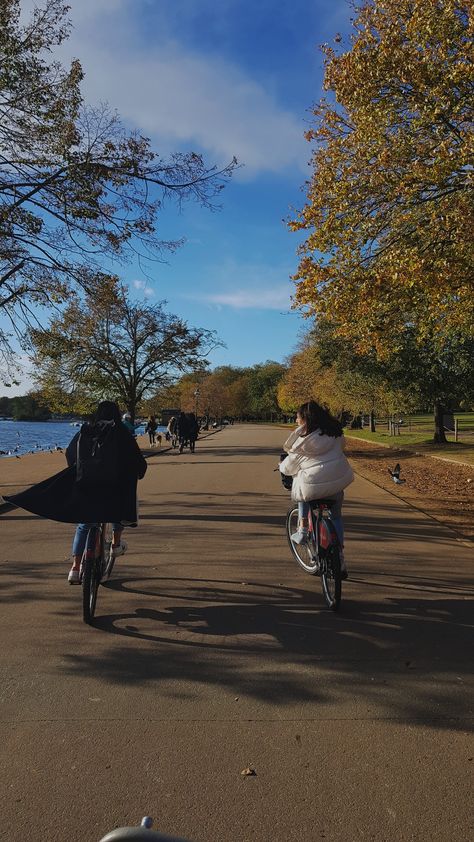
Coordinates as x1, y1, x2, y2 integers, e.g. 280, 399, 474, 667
291, 0, 474, 352
279, 324, 417, 427
0, 0, 236, 381
30, 284, 221, 420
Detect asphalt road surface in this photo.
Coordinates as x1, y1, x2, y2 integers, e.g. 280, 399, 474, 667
1, 424, 473, 842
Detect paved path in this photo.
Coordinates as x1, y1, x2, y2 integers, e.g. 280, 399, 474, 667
0, 424, 472, 842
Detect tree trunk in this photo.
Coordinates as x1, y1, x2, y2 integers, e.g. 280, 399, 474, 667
433, 400, 447, 444
369, 410, 376, 433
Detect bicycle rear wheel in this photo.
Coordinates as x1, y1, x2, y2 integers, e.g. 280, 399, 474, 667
82, 529, 101, 624
321, 545, 342, 611
286, 507, 319, 575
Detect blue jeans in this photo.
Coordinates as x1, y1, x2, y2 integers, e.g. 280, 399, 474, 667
72, 522, 122, 556
298, 491, 344, 545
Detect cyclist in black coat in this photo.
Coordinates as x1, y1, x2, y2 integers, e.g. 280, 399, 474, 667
4, 401, 147, 584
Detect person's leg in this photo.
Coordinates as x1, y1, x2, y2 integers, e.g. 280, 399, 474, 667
71, 523, 96, 568
292, 501, 310, 544
111, 523, 127, 557
298, 500, 310, 528
69, 523, 97, 582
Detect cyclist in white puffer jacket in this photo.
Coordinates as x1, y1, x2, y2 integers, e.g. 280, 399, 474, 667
279, 400, 354, 575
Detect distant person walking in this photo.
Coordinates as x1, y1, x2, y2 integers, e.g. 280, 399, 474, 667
187, 412, 199, 453
145, 415, 158, 446
167, 415, 178, 446
177, 411, 190, 453
122, 412, 136, 436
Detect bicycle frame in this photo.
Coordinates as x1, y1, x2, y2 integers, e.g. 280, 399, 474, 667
308, 504, 339, 561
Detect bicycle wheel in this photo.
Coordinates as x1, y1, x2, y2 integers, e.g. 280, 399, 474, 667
101, 522, 115, 581
286, 507, 319, 575
82, 530, 101, 624
321, 544, 342, 611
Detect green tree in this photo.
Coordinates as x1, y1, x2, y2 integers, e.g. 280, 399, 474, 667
386, 329, 474, 442
247, 361, 285, 419
30, 284, 221, 421
0, 0, 236, 381
11, 393, 51, 421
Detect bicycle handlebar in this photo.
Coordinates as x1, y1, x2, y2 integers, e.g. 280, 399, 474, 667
99, 817, 193, 842
99, 832, 191, 842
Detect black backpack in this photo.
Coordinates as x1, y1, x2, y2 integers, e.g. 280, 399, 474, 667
75, 420, 120, 488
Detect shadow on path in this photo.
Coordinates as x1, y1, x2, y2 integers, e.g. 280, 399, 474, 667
60, 574, 474, 732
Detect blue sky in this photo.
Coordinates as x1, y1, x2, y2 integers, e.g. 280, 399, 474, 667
7, 0, 353, 394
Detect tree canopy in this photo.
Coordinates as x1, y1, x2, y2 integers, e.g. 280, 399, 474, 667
30, 283, 221, 420
291, 0, 474, 353
0, 0, 236, 381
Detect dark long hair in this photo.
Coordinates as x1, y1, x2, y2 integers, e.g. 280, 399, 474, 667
93, 400, 121, 425
298, 400, 342, 438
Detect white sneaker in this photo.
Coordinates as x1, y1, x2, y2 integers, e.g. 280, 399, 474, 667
68, 568, 81, 584
291, 529, 309, 545
111, 540, 128, 558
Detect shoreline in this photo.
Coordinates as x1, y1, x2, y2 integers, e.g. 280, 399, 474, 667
0, 433, 154, 502
0, 429, 219, 508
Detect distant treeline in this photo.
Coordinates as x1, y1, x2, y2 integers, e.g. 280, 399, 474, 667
0, 395, 52, 421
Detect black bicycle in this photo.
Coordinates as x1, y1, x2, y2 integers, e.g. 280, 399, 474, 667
286, 500, 342, 610
81, 522, 115, 624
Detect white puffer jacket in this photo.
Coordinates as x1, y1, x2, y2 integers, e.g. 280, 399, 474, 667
279, 426, 354, 502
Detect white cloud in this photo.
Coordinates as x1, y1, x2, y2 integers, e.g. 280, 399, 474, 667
132, 279, 155, 298
181, 257, 295, 310
195, 287, 292, 310
30, 0, 309, 176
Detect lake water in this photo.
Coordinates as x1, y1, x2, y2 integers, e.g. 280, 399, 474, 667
0, 420, 166, 458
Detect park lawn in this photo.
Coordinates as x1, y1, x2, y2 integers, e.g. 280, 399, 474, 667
344, 428, 474, 465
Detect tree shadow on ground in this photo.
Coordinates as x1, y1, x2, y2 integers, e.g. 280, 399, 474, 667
60, 573, 474, 732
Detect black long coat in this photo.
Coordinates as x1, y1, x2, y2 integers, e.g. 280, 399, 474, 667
3, 425, 147, 524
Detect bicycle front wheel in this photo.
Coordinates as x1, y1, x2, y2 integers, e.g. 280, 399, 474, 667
101, 522, 115, 581
82, 530, 101, 624
286, 507, 319, 575
321, 545, 342, 611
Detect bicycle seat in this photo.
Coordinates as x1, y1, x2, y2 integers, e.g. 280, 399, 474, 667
308, 499, 337, 507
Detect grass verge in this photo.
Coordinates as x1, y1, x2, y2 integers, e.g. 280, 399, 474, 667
344, 429, 474, 465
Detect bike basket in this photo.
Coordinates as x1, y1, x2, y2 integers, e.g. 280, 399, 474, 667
279, 453, 293, 490
280, 473, 293, 491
